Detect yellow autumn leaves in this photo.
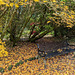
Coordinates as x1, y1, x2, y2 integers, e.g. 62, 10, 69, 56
34, 0, 56, 2
0, 39, 8, 57
47, 2, 75, 28
0, 0, 57, 10
9, 3, 19, 8
0, 0, 56, 6
0, 0, 28, 8
57, 49, 62, 52
47, 21, 51, 24
60, 9, 75, 28
0, 0, 6, 5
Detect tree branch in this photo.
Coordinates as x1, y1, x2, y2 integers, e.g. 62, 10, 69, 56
0, 7, 8, 18
1, 8, 17, 40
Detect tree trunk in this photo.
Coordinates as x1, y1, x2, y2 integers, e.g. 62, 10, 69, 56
18, 11, 34, 39
1, 8, 17, 40
10, 24, 16, 47
29, 24, 36, 39
54, 29, 58, 37
29, 30, 52, 42
0, 7, 9, 18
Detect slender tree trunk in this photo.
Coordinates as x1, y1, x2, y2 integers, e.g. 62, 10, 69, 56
54, 29, 58, 37
28, 5, 47, 42
30, 30, 52, 42
18, 11, 34, 39
29, 24, 36, 39
28, 26, 44, 42
10, 23, 16, 46
1, 8, 17, 40
0, 7, 9, 18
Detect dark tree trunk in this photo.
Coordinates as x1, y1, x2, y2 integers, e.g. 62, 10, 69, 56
10, 24, 16, 47
30, 30, 52, 42
54, 29, 58, 37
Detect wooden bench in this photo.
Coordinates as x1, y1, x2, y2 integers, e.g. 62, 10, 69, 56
36, 40, 75, 68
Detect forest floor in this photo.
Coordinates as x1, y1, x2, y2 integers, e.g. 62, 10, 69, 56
0, 37, 75, 75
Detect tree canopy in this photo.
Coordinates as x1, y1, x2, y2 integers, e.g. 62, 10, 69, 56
0, 0, 75, 43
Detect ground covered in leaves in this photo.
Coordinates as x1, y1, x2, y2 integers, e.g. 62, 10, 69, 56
0, 37, 75, 75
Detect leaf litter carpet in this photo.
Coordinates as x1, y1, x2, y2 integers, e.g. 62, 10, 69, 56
0, 37, 75, 75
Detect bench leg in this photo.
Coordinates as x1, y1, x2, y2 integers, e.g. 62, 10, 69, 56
43, 59, 46, 68
38, 57, 46, 68
38, 57, 41, 63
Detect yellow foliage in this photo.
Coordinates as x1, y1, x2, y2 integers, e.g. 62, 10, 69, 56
71, 15, 74, 19
67, 25, 72, 28
57, 49, 62, 52
43, 0, 48, 3
10, 3, 14, 7
6, 4, 9, 7
51, 2, 75, 28
0, 0, 6, 5
51, 0, 56, 2
18, 2, 24, 5
47, 21, 51, 23
15, 4, 19, 8
65, 6, 68, 9
0, 39, 8, 57
34, 0, 40, 2
25, 0, 27, 2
